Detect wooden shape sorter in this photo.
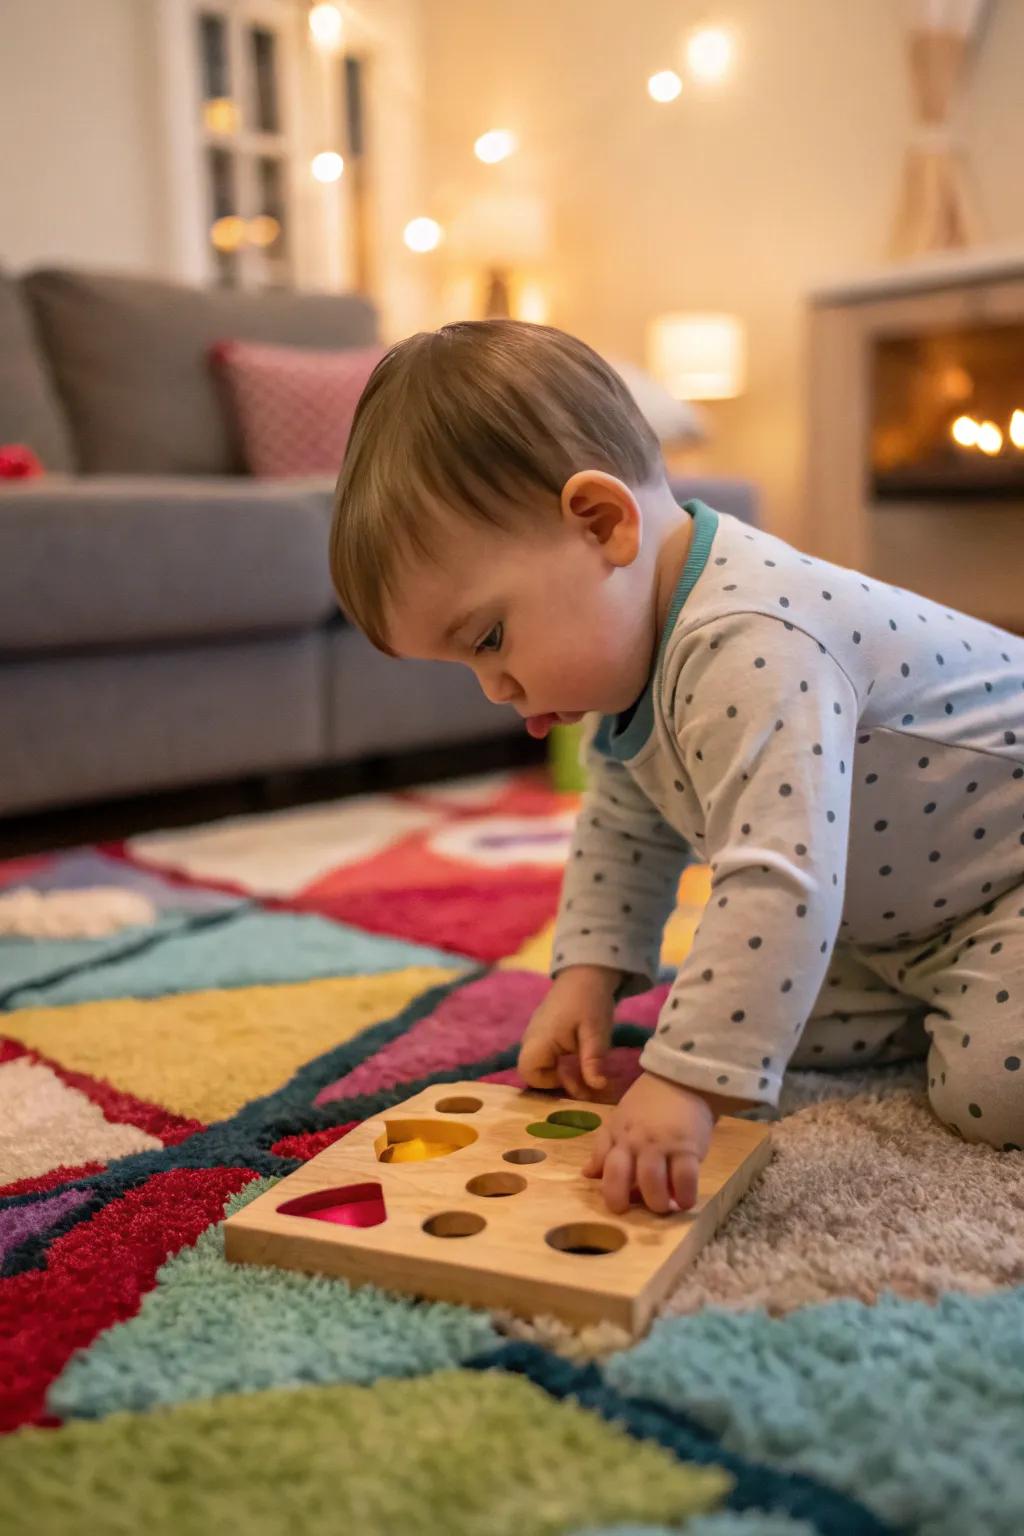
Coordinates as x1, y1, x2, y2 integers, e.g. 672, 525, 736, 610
224, 1081, 772, 1336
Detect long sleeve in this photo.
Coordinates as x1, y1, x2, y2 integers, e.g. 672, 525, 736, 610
552, 740, 696, 996
641, 614, 859, 1106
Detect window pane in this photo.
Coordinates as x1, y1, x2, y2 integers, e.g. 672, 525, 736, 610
250, 27, 280, 133
199, 13, 229, 101
252, 155, 290, 286
207, 146, 235, 219
343, 54, 365, 157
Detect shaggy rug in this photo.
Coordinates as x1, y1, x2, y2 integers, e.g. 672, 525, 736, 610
2, 770, 1023, 1536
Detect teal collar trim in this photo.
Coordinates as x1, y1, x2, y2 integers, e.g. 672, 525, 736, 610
594, 499, 719, 763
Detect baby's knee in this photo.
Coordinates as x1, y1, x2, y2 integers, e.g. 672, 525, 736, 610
927, 1042, 1024, 1152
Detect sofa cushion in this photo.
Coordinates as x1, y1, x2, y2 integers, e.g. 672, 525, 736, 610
212, 338, 384, 477
0, 477, 337, 654
0, 268, 75, 472
24, 268, 378, 475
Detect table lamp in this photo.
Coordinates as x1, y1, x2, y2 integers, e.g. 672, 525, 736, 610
646, 312, 746, 401
449, 193, 550, 318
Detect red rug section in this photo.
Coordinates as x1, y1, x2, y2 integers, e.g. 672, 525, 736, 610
0, 1164, 105, 1201
0, 1035, 204, 1147
0, 1165, 255, 1434
271, 1123, 359, 1160
287, 878, 561, 963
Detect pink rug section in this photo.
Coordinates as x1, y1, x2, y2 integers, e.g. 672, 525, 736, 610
314, 970, 550, 1106
314, 969, 658, 1107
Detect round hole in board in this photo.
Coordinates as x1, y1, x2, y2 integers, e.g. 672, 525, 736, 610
434, 1096, 483, 1114
422, 1210, 487, 1239
503, 1148, 547, 1165
545, 1222, 627, 1257
466, 1172, 527, 1198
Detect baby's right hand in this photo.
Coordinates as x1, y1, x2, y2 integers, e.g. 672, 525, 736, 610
518, 965, 620, 1098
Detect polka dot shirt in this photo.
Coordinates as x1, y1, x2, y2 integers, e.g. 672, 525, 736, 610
552, 501, 1024, 1107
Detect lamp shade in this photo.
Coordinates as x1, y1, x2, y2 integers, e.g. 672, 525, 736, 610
646, 312, 746, 400
449, 193, 549, 265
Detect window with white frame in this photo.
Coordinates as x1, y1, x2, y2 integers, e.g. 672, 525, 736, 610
157, 0, 374, 294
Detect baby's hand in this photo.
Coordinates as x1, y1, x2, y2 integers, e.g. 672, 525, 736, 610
583, 1071, 714, 1214
518, 965, 619, 1098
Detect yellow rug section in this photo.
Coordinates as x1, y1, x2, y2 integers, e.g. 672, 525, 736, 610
2, 967, 459, 1122
502, 864, 711, 975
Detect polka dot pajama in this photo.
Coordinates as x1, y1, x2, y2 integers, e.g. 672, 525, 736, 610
553, 500, 1024, 1152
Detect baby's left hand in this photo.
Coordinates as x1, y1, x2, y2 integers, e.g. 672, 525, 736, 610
583, 1071, 715, 1214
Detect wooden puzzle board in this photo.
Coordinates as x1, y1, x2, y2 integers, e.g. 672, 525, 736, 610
224, 1081, 772, 1335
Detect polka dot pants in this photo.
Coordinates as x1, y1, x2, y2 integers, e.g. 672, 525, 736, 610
792, 881, 1024, 1152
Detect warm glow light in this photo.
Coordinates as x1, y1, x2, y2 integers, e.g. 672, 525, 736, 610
404, 217, 443, 253
686, 27, 734, 84
311, 151, 344, 183
1011, 409, 1024, 449
248, 215, 281, 248
203, 97, 238, 135
951, 414, 980, 447
978, 421, 1003, 455
308, 3, 344, 49
648, 70, 682, 103
516, 282, 549, 325
647, 312, 746, 400
210, 215, 247, 253
474, 129, 517, 164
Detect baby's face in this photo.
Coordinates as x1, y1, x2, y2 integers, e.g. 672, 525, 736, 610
385, 510, 653, 736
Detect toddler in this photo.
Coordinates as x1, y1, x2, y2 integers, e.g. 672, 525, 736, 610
331, 319, 1024, 1216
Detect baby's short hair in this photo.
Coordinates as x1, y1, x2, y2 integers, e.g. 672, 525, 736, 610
329, 319, 661, 652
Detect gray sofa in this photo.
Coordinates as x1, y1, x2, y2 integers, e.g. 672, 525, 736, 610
0, 266, 759, 817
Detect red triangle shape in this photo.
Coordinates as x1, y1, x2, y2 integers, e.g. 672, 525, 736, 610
277, 1182, 387, 1229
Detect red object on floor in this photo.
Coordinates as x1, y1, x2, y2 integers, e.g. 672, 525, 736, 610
0, 444, 43, 479
0, 1165, 256, 1433
270, 1123, 358, 1160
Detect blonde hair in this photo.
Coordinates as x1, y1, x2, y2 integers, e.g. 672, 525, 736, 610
329, 319, 661, 652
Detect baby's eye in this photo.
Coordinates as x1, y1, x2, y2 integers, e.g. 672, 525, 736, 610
475, 622, 504, 655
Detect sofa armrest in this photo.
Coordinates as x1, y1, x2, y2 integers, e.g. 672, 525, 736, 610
0, 476, 336, 654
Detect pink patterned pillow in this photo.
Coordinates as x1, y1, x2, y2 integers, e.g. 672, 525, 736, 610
211, 338, 385, 478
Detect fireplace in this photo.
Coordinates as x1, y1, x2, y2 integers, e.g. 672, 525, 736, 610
804, 247, 1024, 631
871, 319, 1024, 500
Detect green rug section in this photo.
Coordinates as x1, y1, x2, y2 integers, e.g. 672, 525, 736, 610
49, 1180, 498, 1419
605, 1288, 1024, 1536
7, 1374, 730, 1536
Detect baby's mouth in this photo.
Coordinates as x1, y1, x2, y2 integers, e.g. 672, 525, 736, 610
524, 711, 584, 740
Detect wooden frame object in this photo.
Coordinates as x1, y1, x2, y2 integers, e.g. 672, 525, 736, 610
224, 1081, 772, 1336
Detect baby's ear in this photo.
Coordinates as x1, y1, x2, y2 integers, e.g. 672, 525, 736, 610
561, 470, 642, 567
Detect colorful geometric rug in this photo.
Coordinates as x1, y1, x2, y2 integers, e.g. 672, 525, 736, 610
3, 770, 1024, 1535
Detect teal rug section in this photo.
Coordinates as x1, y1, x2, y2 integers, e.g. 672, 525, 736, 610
574, 1518, 817, 1536
7, 909, 469, 1009
1, 912, 195, 1009
605, 1288, 1024, 1536
48, 1179, 499, 1419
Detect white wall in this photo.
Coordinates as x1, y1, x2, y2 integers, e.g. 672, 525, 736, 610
419, 0, 1024, 539
0, 0, 166, 275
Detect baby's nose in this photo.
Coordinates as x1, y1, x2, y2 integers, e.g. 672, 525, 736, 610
479, 670, 519, 706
